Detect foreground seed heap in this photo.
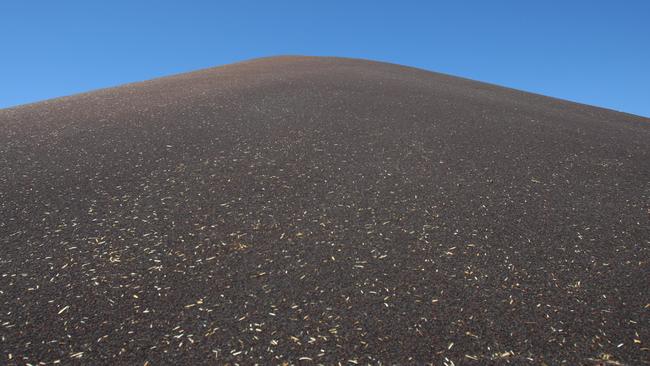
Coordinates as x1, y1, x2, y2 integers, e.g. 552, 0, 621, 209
0, 57, 648, 365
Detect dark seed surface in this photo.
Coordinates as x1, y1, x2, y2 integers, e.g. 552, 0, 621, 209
0, 56, 648, 365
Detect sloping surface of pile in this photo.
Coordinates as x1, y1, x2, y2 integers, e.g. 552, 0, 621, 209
1, 57, 649, 364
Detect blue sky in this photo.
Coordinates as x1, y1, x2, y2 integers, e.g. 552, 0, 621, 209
1, 1, 649, 117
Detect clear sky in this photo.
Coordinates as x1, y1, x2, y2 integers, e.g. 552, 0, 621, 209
1, 1, 649, 117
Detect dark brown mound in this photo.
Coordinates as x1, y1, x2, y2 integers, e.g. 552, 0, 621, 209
1, 56, 648, 365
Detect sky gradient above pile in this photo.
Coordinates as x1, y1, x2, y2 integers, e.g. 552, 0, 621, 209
1, 1, 648, 117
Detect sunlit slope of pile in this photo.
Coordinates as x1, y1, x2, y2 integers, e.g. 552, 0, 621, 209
0, 56, 648, 365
